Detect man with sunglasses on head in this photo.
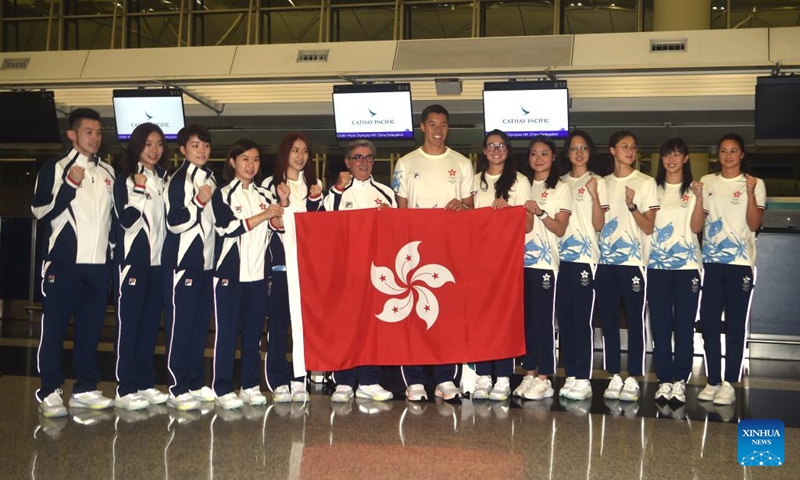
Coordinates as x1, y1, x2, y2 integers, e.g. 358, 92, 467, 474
391, 104, 474, 402
324, 139, 395, 404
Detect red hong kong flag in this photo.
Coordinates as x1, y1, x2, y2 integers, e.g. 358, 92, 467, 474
283, 207, 526, 377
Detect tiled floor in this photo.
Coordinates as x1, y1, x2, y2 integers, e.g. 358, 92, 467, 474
2, 314, 798, 479
2, 350, 799, 479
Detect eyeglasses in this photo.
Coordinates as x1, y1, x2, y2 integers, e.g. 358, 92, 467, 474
615, 144, 638, 152
486, 143, 508, 151
569, 145, 589, 153
349, 154, 375, 163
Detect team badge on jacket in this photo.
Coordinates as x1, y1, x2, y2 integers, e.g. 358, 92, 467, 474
742, 275, 752, 292
691, 277, 700, 294
221, 279, 229, 287
128, 278, 137, 286
47, 275, 55, 283
542, 273, 552, 290
185, 278, 193, 287
580, 270, 590, 287
632, 276, 642, 293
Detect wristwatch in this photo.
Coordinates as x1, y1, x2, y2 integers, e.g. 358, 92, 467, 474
628, 204, 637, 212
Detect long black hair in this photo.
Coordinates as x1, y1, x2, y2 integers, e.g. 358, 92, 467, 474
717, 132, 752, 175
656, 138, 692, 197
476, 129, 517, 201
559, 129, 602, 176
523, 135, 560, 190
119, 122, 169, 176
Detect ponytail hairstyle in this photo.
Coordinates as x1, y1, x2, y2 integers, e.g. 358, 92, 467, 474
717, 132, 751, 175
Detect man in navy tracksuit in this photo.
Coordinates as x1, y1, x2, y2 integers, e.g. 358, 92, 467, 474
324, 139, 395, 404
31, 108, 116, 417
163, 124, 217, 411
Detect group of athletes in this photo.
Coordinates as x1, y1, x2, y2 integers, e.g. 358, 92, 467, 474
31, 103, 764, 418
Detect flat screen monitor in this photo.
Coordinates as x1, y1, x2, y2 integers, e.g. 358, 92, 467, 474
0, 91, 61, 144
332, 84, 414, 140
755, 76, 800, 146
483, 81, 569, 139
112, 88, 185, 141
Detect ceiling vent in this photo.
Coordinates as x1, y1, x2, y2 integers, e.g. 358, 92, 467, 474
1, 58, 31, 70
296, 50, 329, 63
650, 39, 687, 53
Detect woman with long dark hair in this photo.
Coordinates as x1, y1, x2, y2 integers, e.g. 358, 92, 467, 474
513, 135, 572, 401
471, 129, 531, 401
697, 133, 765, 406
113, 122, 170, 410
555, 130, 608, 401
262, 132, 324, 403
596, 130, 658, 403
648, 138, 703, 405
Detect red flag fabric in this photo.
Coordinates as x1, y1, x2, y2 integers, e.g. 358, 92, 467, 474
284, 207, 525, 375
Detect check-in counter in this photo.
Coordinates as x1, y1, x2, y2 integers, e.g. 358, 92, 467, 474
749, 199, 800, 359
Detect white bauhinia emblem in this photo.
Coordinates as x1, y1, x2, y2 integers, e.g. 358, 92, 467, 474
370, 241, 455, 330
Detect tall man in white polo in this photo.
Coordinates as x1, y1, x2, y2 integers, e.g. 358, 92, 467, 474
392, 104, 474, 401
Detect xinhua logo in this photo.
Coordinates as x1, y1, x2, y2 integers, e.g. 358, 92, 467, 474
738, 419, 784, 466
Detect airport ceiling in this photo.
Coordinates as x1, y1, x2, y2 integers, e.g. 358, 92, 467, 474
5, 2, 800, 155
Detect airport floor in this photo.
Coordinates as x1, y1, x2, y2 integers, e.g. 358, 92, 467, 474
1, 326, 799, 479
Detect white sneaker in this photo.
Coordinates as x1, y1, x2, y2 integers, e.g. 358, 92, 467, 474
472, 376, 492, 400
654, 383, 672, 402
670, 380, 686, 404
69, 390, 114, 410
215, 392, 244, 410
405, 384, 427, 402
272, 385, 292, 403
167, 392, 200, 411
713, 381, 736, 405
560, 376, 576, 397
565, 379, 593, 401
189, 386, 215, 402
513, 375, 536, 398
138, 388, 168, 405
115, 393, 149, 411
239, 386, 267, 406
290, 381, 310, 402
331, 385, 354, 403
38, 389, 68, 418
434, 381, 460, 400
356, 384, 393, 401
522, 378, 554, 400
489, 377, 511, 401
620, 377, 640, 402
603, 374, 624, 399
697, 384, 720, 402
